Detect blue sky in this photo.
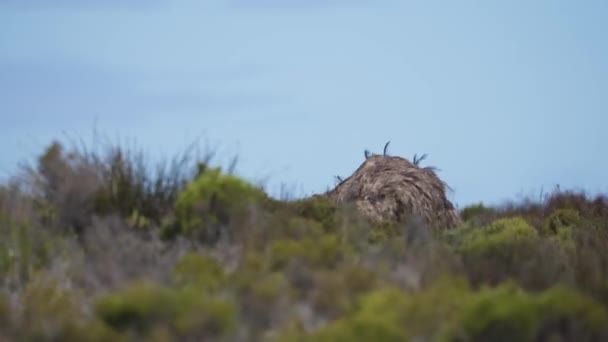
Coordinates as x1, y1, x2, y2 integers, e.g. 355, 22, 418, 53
1, 0, 607, 207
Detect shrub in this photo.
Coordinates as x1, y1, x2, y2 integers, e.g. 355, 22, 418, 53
539, 209, 583, 252
268, 234, 345, 271
174, 166, 268, 243
236, 272, 291, 333
255, 215, 326, 246
0, 294, 10, 337
288, 196, 338, 232
535, 286, 608, 341
309, 265, 379, 320
12, 279, 119, 342
310, 287, 412, 342
445, 218, 554, 287
442, 283, 608, 342
280, 278, 608, 342
456, 217, 538, 254
460, 203, 496, 225
0, 214, 58, 288
95, 281, 236, 339
172, 253, 225, 291
543, 209, 582, 234
443, 283, 539, 342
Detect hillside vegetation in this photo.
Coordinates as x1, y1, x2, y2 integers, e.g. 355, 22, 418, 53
1, 140, 608, 342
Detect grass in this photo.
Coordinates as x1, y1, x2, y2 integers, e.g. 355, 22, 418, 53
0, 139, 607, 341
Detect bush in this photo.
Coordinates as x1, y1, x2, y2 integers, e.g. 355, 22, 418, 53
442, 283, 608, 342
9, 279, 119, 342
279, 278, 608, 342
172, 252, 225, 291
173, 166, 268, 243
460, 203, 496, 225
95, 281, 236, 339
456, 217, 538, 254
289, 196, 338, 231
268, 234, 345, 271
310, 287, 412, 342
445, 218, 555, 287
309, 266, 379, 320
0, 214, 58, 288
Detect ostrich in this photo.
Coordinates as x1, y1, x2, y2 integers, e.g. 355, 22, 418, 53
327, 143, 461, 229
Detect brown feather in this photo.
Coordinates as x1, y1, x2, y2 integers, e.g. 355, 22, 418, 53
325, 155, 461, 229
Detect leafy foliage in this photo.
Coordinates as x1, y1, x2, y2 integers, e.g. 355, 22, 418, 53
172, 165, 269, 243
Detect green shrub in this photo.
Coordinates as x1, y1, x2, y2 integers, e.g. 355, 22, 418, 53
0, 214, 57, 286
441, 283, 608, 342
236, 271, 292, 333
277, 278, 467, 342
95, 282, 177, 332
269, 234, 345, 271
312, 277, 468, 341
543, 209, 582, 234
535, 286, 608, 341
174, 166, 267, 243
255, 215, 326, 246
279, 278, 608, 342
0, 293, 9, 334
16, 279, 119, 342
443, 283, 539, 342
457, 217, 538, 255
311, 287, 411, 342
289, 196, 338, 231
444, 217, 549, 286
460, 203, 495, 223
310, 266, 379, 320
541, 209, 583, 250
95, 281, 236, 339
172, 253, 225, 291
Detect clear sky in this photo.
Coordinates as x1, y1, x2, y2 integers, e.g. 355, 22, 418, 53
1, 0, 607, 207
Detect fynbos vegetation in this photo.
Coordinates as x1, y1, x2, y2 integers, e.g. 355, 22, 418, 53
0, 139, 607, 342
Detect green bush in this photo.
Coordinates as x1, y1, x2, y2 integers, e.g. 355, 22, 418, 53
174, 166, 268, 243
442, 283, 608, 342
541, 209, 583, 250
310, 266, 379, 320
0, 293, 10, 336
289, 196, 338, 231
172, 253, 225, 291
95, 281, 236, 339
279, 278, 608, 342
460, 203, 495, 223
456, 217, 538, 255
543, 209, 582, 234
444, 217, 551, 286
443, 283, 539, 342
235, 271, 292, 333
13, 279, 119, 342
311, 287, 411, 342
0, 214, 57, 286
255, 215, 326, 246
535, 286, 608, 341
268, 234, 345, 271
